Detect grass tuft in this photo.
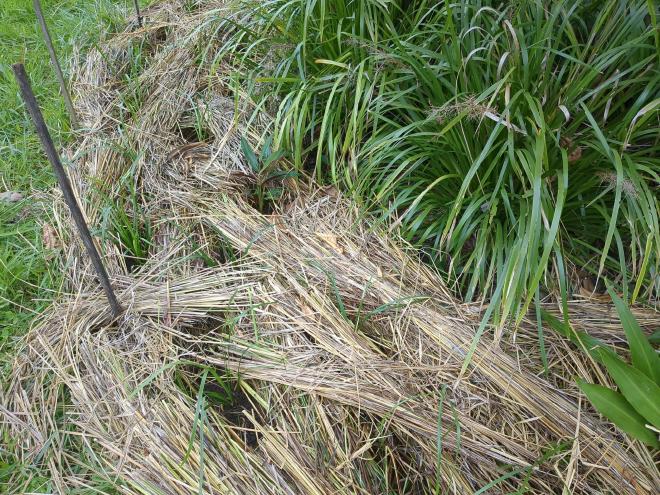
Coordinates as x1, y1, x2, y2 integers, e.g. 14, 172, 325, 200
219, 0, 660, 322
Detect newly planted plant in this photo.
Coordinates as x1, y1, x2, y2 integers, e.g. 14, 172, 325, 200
240, 136, 293, 212
96, 159, 152, 271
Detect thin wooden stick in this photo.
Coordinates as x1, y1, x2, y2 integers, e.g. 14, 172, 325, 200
12, 63, 123, 318
33, 0, 78, 128
133, 0, 143, 28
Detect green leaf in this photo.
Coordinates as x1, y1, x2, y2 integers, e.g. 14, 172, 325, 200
648, 331, 660, 346
263, 149, 286, 168
577, 379, 658, 447
607, 287, 660, 385
240, 137, 259, 172
600, 352, 660, 429
261, 136, 273, 161
541, 310, 618, 364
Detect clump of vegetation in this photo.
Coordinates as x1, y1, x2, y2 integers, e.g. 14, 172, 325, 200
544, 287, 660, 447
240, 136, 293, 213
96, 160, 153, 272
3, 1, 659, 494
221, 0, 660, 323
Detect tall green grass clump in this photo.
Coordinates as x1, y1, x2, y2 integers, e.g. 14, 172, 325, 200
220, 0, 659, 323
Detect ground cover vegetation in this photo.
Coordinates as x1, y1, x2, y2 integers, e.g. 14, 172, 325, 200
0, 0, 132, 362
1, 0, 659, 493
217, 0, 660, 325
0, 1, 143, 491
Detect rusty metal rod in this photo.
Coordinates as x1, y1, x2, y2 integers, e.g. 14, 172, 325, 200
33, 0, 78, 128
12, 63, 122, 318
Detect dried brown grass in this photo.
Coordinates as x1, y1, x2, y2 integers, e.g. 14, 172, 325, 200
2, 1, 658, 493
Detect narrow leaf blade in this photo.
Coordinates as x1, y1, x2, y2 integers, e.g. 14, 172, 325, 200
241, 137, 260, 172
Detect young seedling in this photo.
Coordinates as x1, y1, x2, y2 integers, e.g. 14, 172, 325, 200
240, 136, 293, 212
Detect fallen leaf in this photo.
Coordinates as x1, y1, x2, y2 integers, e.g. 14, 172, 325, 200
42, 223, 61, 251
315, 232, 343, 254
0, 191, 23, 203
568, 146, 582, 163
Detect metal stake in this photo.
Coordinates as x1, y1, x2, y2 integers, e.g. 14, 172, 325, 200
133, 0, 143, 28
33, 0, 78, 128
12, 64, 123, 318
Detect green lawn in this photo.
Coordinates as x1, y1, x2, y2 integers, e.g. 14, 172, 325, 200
0, 1, 134, 492
1, 0, 124, 361
0, 0, 137, 361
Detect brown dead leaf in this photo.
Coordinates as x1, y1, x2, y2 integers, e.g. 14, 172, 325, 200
568, 146, 582, 163
560, 136, 582, 163
42, 223, 61, 251
315, 232, 343, 254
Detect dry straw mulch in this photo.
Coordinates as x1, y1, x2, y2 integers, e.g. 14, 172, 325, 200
3, 2, 658, 493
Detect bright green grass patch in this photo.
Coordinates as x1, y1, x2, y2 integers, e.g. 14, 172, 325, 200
0, 0, 131, 359
219, 0, 660, 324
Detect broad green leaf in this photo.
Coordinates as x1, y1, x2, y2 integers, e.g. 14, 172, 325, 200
607, 287, 660, 385
600, 352, 660, 429
649, 331, 660, 346
577, 379, 658, 447
263, 149, 286, 168
240, 137, 259, 172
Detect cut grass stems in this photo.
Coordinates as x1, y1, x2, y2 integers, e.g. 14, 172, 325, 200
4, 2, 659, 492
219, 0, 660, 326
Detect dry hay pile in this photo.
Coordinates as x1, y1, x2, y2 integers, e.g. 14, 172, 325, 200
3, 1, 659, 493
